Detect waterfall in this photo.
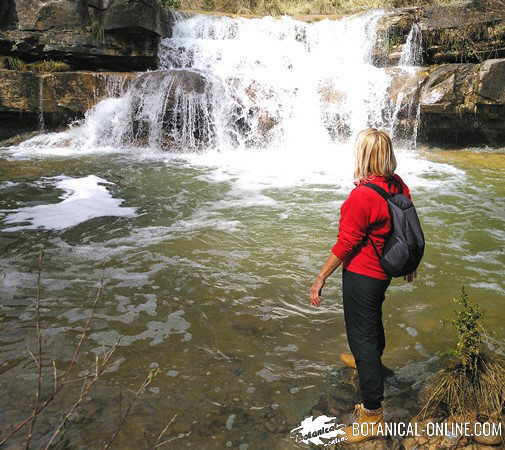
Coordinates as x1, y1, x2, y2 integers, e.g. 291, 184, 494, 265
158, 11, 391, 150
399, 23, 423, 68
17, 11, 425, 153
38, 75, 45, 131
389, 22, 424, 148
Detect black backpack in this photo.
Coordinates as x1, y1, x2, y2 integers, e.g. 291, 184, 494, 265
362, 183, 425, 278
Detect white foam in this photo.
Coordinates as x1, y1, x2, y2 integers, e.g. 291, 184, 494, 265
1, 175, 136, 231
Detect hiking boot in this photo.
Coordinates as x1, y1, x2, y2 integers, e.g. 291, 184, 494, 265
339, 353, 357, 369
341, 403, 385, 444
339, 353, 396, 378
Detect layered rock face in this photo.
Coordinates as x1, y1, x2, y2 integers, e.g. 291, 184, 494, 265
377, 2, 505, 147
419, 59, 505, 146
0, 0, 171, 141
0, 0, 173, 71
376, 3, 505, 66
0, 70, 136, 141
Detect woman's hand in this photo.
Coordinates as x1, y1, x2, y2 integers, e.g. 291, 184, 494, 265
310, 277, 325, 307
404, 270, 417, 283
310, 253, 342, 307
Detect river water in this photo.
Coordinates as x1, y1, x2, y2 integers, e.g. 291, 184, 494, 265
1, 11, 505, 450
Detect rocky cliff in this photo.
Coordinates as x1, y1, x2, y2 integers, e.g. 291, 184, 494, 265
0, 0, 174, 141
2, 1, 505, 147
378, 2, 505, 147
0, 0, 173, 71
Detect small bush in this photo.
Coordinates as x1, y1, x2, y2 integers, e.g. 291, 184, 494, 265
451, 286, 483, 374
419, 287, 505, 419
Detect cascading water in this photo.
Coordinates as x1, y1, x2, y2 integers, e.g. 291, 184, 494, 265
389, 22, 425, 148
157, 11, 392, 150
15, 10, 427, 153
399, 23, 423, 68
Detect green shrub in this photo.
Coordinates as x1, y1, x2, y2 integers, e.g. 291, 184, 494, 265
419, 287, 505, 419
451, 286, 483, 374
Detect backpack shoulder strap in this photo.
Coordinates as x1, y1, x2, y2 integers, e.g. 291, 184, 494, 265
360, 183, 392, 260
361, 182, 392, 201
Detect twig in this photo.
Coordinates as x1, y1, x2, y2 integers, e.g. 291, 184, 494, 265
25, 248, 44, 450
102, 368, 160, 450
154, 414, 178, 448
0, 275, 106, 446
42, 344, 118, 450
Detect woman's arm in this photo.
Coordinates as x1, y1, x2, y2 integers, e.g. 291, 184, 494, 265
310, 252, 343, 307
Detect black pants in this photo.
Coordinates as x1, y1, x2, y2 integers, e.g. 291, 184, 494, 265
342, 269, 391, 411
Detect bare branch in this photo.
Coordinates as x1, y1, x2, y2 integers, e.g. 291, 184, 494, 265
25, 248, 44, 450
102, 368, 160, 450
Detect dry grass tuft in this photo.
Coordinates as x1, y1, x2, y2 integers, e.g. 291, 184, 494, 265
178, 0, 465, 17
28, 60, 71, 73
419, 354, 505, 419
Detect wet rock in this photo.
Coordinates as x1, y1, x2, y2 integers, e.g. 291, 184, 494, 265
374, 8, 421, 67
262, 408, 289, 433
374, 4, 505, 67
128, 69, 214, 149
231, 314, 279, 336
0, 70, 136, 140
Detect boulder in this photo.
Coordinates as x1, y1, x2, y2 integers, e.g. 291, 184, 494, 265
127, 70, 214, 149
3, 0, 91, 31
477, 58, 505, 104
103, 0, 171, 37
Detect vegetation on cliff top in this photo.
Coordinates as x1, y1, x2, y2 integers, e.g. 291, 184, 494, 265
172, 0, 505, 17
2, 56, 71, 73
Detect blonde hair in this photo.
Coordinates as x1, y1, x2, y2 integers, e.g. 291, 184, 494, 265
353, 128, 397, 181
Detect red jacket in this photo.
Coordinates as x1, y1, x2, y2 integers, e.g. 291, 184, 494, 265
331, 174, 411, 280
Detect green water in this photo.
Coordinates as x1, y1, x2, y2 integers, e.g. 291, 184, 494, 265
0, 145, 504, 449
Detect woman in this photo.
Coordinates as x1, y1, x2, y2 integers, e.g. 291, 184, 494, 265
310, 128, 416, 444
